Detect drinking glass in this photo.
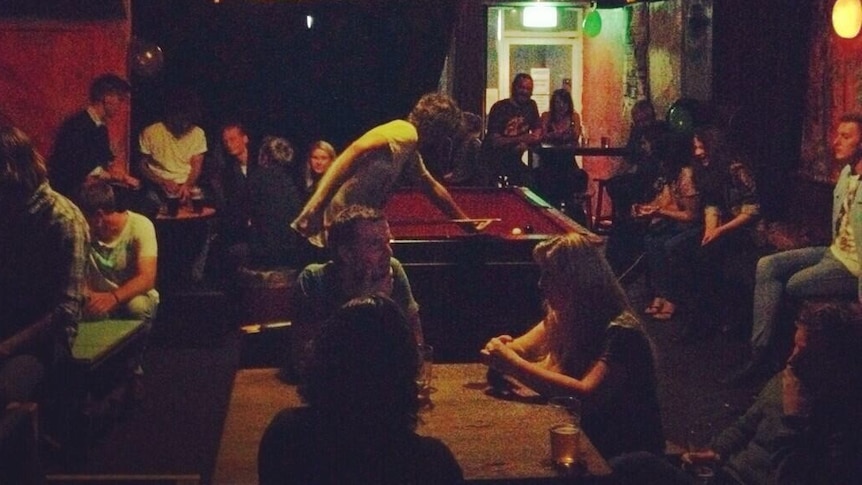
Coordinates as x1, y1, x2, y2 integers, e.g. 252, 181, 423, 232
549, 423, 580, 466
190, 186, 204, 213
416, 344, 433, 400
164, 188, 181, 217
686, 421, 715, 484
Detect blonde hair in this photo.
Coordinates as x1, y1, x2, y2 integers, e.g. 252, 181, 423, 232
304, 140, 337, 190
533, 233, 639, 375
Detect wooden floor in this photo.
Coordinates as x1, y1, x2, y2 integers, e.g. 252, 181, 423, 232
212, 369, 295, 484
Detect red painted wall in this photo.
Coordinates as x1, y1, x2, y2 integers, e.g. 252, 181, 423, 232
0, 14, 130, 164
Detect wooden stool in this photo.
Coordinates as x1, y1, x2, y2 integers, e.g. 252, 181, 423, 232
236, 267, 297, 369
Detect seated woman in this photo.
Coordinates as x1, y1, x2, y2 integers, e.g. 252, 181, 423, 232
480, 233, 665, 459
636, 133, 702, 321
301, 140, 336, 204
258, 295, 463, 484
537, 89, 588, 224
682, 126, 760, 338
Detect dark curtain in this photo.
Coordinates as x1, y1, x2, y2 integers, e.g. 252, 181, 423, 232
130, 0, 459, 152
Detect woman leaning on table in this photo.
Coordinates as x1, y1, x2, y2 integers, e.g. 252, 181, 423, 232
480, 232, 665, 459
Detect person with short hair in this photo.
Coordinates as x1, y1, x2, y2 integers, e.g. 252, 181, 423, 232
49, 73, 138, 198
483, 73, 543, 187
76, 180, 159, 323
246, 136, 304, 268
728, 114, 862, 383
138, 88, 207, 207
291, 92, 474, 247
258, 295, 463, 484
289, 205, 422, 378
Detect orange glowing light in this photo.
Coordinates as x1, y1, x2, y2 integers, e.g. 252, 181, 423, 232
833, 0, 862, 39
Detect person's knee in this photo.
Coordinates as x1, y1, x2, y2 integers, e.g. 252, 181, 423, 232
125, 294, 158, 321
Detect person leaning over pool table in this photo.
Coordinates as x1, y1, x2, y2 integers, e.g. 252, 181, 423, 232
290, 92, 476, 247
480, 232, 665, 460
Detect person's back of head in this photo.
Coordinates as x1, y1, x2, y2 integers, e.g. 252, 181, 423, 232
408, 92, 462, 149
0, 125, 47, 204
299, 295, 419, 432
89, 74, 130, 103
258, 136, 294, 168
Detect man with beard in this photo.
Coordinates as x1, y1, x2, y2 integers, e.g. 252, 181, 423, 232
287, 205, 422, 379
483, 73, 543, 188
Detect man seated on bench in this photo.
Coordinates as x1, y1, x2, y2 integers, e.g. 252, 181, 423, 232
0, 125, 89, 409
76, 180, 158, 382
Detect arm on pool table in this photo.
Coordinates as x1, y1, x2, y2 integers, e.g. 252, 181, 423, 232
291, 133, 389, 237
416, 171, 479, 233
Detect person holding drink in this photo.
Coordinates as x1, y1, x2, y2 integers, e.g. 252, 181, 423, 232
480, 233, 664, 460
258, 295, 463, 484
681, 301, 862, 485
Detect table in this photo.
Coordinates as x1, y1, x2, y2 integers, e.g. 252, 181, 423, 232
213, 364, 611, 484
153, 206, 216, 290
383, 187, 595, 361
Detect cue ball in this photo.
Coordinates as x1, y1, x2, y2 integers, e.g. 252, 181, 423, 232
511, 227, 523, 235
524, 224, 534, 234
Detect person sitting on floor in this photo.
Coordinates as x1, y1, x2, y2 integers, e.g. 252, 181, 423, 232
288, 205, 423, 379
480, 232, 665, 460
683, 301, 862, 485
291, 92, 475, 247
258, 295, 463, 484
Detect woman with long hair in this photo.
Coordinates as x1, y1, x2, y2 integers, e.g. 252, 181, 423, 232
480, 233, 664, 459
258, 295, 463, 484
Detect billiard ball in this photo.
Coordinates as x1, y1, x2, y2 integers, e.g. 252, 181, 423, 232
511, 227, 523, 235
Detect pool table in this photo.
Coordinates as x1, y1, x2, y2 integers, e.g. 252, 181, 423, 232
383, 187, 596, 362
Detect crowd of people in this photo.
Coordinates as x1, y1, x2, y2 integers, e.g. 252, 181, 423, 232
3, 69, 862, 484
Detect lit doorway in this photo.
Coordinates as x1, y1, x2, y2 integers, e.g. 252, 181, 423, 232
486, 5, 584, 116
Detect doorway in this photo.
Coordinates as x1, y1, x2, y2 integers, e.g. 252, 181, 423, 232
486, 5, 584, 115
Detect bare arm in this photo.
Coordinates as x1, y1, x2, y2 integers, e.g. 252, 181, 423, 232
292, 132, 389, 237
481, 320, 612, 397
139, 155, 179, 194
417, 170, 470, 222
85, 254, 157, 318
